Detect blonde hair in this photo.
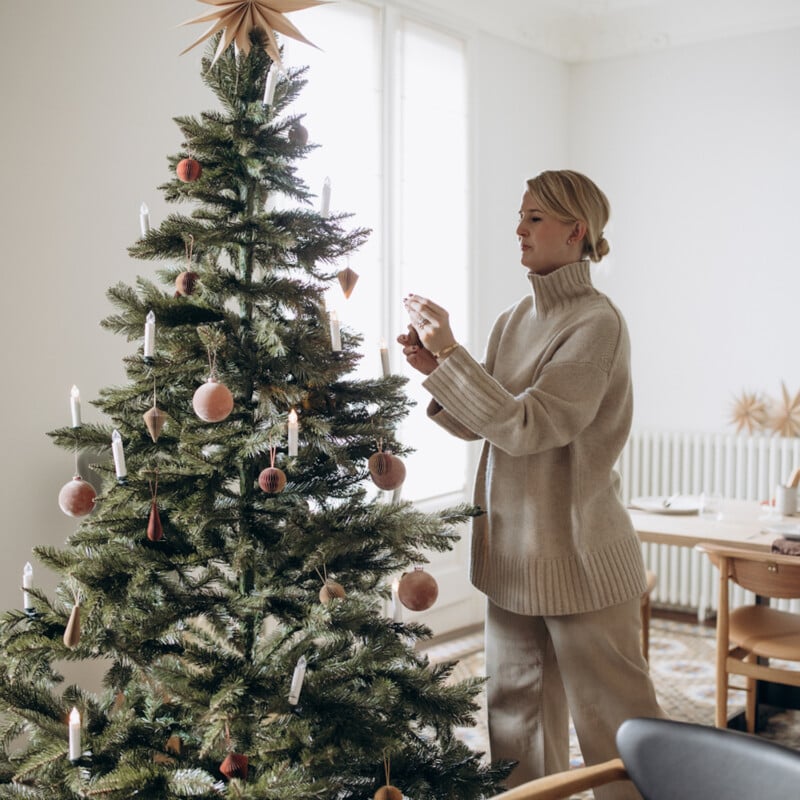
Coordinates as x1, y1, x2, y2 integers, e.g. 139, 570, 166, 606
526, 170, 610, 263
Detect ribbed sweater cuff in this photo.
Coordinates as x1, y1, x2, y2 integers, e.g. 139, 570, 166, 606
422, 346, 510, 434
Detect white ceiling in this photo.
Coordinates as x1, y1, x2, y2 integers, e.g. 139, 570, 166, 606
402, 0, 800, 61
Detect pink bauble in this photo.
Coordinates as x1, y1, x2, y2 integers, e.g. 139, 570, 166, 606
176, 157, 202, 182
192, 379, 234, 422
368, 451, 406, 491
397, 567, 438, 612
58, 476, 96, 518
258, 466, 287, 494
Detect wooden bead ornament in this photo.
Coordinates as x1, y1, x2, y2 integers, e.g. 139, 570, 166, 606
220, 752, 249, 780
397, 566, 438, 612
176, 157, 202, 182
337, 266, 359, 299
193, 379, 234, 423
58, 476, 96, 517
368, 446, 406, 491
259, 447, 287, 494
374, 753, 403, 800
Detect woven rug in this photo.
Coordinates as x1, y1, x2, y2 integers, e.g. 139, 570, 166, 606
424, 616, 800, 795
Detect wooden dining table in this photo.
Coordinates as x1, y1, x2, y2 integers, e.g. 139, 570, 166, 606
627, 497, 800, 731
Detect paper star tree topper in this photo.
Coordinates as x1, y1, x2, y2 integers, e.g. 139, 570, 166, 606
181, 0, 327, 68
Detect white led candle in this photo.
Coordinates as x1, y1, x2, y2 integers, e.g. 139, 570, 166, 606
139, 202, 150, 237
288, 655, 307, 705
391, 579, 402, 623
288, 409, 299, 457
22, 562, 33, 611
70, 386, 81, 428
380, 338, 390, 377
329, 311, 341, 352
68, 707, 81, 761
320, 177, 331, 217
263, 65, 281, 106
143, 311, 155, 360
111, 429, 127, 482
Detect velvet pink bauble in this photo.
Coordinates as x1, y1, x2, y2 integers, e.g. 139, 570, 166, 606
58, 476, 96, 517
368, 451, 406, 491
397, 567, 438, 612
258, 466, 287, 494
176, 157, 202, 182
193, 379, 234, 422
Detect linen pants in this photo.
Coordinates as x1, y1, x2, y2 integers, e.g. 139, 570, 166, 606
485, 596, 666, 800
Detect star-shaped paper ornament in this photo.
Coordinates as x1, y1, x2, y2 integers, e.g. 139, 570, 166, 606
768, 382, 800, 438
181, 0, 326, 68
729, 389, 768, 435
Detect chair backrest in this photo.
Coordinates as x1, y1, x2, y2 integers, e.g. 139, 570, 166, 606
618, 718, 800, 800
695, 542, 800, 600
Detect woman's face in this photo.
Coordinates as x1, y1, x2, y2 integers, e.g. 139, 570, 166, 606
516, 190, 581, 275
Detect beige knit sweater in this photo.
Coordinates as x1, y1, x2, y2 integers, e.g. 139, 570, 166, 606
422, 260, 647, 616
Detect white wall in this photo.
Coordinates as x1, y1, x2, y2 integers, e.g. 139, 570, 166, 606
566, 28, 800, 432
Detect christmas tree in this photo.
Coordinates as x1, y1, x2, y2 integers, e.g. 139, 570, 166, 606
0, 9, 510, 800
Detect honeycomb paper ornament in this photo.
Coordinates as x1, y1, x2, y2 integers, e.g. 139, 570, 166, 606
193, 379, 234, 423
58, 476, 96, 518
337, 267, 359, 299
220, 752, 249, 780
374, 787, 402, 800
397, 567, 438, 612
319, 579, 346, 604
176, 157, 202, 182
143, 405, 168, 442
368, 450, 405, 491
175, 270, 199, 296
288, 123, 309, 146
147, 500, 164, 542
258, 466, 287, 494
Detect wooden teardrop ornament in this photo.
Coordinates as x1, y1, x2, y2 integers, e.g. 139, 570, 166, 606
337, 267, 359, 299
63, 604, 81, 648
147, 500, 164, 542
220, 752, 249, 780
143, 405, 167, 442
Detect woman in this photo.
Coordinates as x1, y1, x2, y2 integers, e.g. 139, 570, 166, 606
398, 170, 664, 799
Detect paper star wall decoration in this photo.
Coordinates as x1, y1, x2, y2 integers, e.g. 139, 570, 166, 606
729, 389, 767, 435
768, 382, 800, 438
181, 0, 326, 68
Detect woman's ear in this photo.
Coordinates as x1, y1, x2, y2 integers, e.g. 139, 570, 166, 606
572, 220, 588, 241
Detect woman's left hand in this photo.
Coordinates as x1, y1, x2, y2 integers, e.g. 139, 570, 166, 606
403, 294, 457, 356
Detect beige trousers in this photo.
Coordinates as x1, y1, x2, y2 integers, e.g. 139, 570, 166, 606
485, 596, 666, 800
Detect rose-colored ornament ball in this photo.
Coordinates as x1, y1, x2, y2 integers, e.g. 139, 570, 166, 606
397, 567, 438, 612
176, 157, 202, 182
220, 752, 249, 780
368, 451, 406, 491
258, 466, 287, 494
319, 579, 346, 604
193, 379, 234, 423
288, 123, 309, 146
58, 476, 96, 517
374, 787, 403, 800
175, 270, 199, 296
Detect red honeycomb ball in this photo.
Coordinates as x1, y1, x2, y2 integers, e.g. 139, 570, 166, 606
258, 466, 287, 494
374, 787, 403, 800
175, 270, 199, 296
397, 567, 438, 612
220, 752, 248, 780
192, 379, 234, 423
176, 157, 202, 182
58, 476, 96, 518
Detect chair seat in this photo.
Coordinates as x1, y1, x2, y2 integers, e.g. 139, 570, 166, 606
730, 604, 800, 661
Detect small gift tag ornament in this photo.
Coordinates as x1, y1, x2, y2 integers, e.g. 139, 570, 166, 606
63, 599, 81, 648
337, 266, 359, 299
259, 447, 287, 494
147, 475, 164, 542
58, 476, 97, 517
374, 753, 403, 800
398, 566, 438, 612
368, 443, 406, 491
176, 156, 202, 182
317, 567, 345, 605
175, 235, 199, 297
193, 326, 234, 423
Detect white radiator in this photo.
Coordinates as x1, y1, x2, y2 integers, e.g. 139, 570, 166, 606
618, 431, 800, 617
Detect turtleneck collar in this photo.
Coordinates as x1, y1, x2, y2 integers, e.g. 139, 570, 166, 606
526, 260, 597, 317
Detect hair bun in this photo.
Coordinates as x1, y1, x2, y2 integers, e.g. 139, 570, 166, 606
595, 236, 610, 260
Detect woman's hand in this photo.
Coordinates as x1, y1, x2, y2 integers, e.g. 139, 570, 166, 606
402, 294, 457, 356
397, 325, 438, 375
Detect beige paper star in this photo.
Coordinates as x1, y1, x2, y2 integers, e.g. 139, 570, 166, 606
768, 382, 800, 438
729, 389, 767, 435
181, 0, 327, 68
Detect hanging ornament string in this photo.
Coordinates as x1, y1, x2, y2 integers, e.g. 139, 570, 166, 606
197, 325, 226, 381
383, 752, 392, 788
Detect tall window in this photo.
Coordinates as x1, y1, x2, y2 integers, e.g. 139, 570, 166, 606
285, 2, 469, 503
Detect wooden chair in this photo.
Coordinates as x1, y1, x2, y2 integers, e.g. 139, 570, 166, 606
489, 717, 800, 800
695, 541, 800, 731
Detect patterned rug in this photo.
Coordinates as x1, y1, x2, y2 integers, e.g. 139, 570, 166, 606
424, 616, 800, 795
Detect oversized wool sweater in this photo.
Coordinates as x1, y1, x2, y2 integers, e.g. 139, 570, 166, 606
422, 260, 647, 616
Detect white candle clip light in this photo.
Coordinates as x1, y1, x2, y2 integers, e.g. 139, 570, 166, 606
263, 65, 282, 106
320, 176, 331, 217
22, 562, 33, 611
329, 311, 342, 352
143, 310, 156, 361
111, 429, 127, 483
288, 409, 299, 457
380, 338, 390, 377
68, 707, 81, 761
70, 386, 81, 428
288, 655, 307, 705
139, 202, 150, 237
391, 579, 403, 623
